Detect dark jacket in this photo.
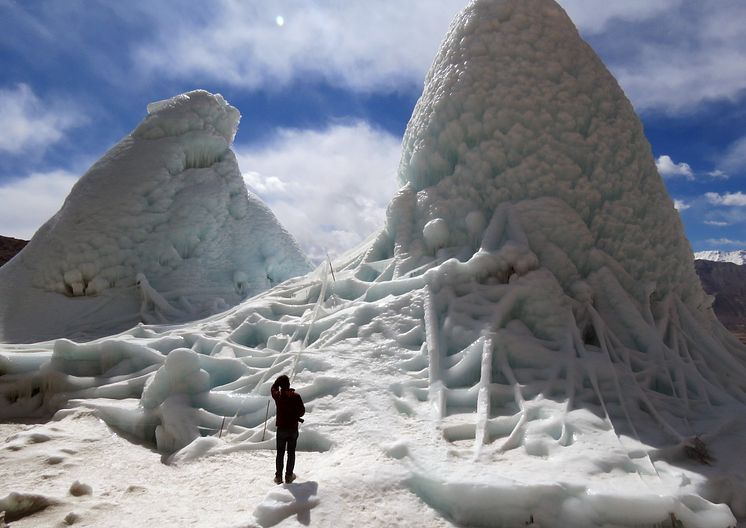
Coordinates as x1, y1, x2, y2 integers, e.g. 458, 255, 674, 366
271, 385, 305, 430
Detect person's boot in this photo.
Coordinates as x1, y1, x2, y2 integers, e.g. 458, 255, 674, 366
274, 473, 283, 484
285, 473, 296, 483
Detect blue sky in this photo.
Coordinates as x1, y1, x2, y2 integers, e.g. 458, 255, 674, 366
1, 0, 745, 260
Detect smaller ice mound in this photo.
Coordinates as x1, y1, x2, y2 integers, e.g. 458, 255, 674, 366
140, 348, 212, 452
0, 90, 311, 343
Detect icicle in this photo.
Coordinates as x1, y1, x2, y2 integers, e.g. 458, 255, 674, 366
480, 203, 508, 252
137, 273, 185, 323
424, 285, 442, 386
473, 336, 492, 457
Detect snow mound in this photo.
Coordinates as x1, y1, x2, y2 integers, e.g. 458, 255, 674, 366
695, 250, 746, 266
0, 90, 311, 343
2, 1, 746, 527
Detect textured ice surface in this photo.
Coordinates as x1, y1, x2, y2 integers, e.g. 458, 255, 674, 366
695, 250, 746, 266
0, 90, 311, 343
395, 0, 699, 307
2, 1, 746, 527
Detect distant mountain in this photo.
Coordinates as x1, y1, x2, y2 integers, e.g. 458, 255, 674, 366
694, 259, 746, 344
0, 235, 27, 267
694, 249, 746, 265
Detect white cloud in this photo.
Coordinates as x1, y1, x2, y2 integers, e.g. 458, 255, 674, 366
558, 0, 681, 33
673, 199, 690, 211
126, 1, 746, 114
706, 238, 746, 246
235, 122, 401, 262
133, 0, 464, 92
0, 84, 81, 155
707, 169, 728, 179
656, 155, 694, 180
705, 192, 746, 207
720, 136, 746, 173
717, 208, 746, 226
0, 170, 79, 239
704, 220, 729, 226
134, 0, 635, 92
579, 1, 746, 112
5, 0, 738, 116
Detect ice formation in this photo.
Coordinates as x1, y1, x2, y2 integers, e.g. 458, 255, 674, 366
0, 91, 311, 343
2, 1, 746, 527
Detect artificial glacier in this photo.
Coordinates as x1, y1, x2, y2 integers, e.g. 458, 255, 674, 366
0, 90, 311, 343
2, 0, 746, 527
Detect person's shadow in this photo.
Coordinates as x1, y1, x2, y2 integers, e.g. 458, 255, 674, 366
253, 481, 319, 527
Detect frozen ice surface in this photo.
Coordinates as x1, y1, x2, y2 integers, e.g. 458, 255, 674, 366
2, 0, 746, 527
0, 90, 311, 343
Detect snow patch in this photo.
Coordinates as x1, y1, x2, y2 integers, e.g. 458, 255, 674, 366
695, 250, 746, 265
253, 481, 320, 528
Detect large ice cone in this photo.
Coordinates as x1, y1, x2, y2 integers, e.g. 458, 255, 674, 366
391, 0, 702, 304
0, 91, 311, 343
2, 2, 746, 527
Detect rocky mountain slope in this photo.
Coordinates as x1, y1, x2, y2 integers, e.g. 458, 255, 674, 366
695, 259, 746, 344
0, 235, 27, 267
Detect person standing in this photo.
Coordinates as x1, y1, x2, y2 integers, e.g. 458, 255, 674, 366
271, 375, 305, 484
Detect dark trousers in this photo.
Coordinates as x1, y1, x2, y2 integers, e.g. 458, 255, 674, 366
276, 428, 299, 476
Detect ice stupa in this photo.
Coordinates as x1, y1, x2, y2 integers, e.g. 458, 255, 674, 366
0, 91, 311, 343
2, 1, 746, 527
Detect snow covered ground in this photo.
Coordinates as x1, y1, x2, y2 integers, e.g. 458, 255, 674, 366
2, 265, 744, 527
2, 0, 746, 526
0, 387, 453, 528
